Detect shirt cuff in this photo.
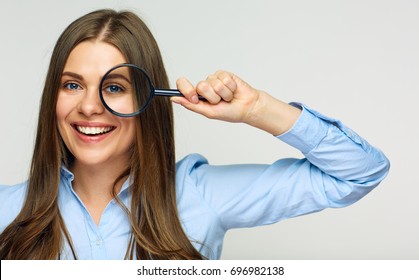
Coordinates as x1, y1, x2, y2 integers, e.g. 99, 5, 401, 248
276, 103, 330, 154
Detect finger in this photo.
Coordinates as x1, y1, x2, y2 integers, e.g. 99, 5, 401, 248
170, 96, 189, 106
176, 77, 199, 104
215, 70, 237, 93
196, 80, 222, 104
207, 75, 234, 102
171, 98, 220, 120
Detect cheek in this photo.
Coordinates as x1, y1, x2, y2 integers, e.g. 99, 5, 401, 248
56, 93, 69, 121
121, 118, 137, 145
56, 93, 73, 134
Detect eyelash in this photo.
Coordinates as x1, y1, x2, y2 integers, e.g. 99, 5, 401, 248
63, 82, 83, 91
61, 82, 127, 94
104, 84, 125, 94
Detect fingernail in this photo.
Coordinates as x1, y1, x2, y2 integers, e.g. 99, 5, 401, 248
191, 95, 199, 104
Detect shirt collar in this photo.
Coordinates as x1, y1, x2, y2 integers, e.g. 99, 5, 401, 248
59, 164, 131, 195
60, 164, 74, 181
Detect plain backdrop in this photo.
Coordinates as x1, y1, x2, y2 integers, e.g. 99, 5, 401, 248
0, 0, 418, 259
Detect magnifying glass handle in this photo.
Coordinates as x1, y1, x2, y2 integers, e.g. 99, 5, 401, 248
154, 89, 206, 101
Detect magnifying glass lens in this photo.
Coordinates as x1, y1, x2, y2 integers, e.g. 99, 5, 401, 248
100, 65, 153, 116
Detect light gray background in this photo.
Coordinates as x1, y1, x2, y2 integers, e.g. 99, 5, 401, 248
0, 0, 417, 259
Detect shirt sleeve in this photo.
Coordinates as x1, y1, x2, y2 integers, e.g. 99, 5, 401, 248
180, 103, 390, 231
0, 181, 28, 233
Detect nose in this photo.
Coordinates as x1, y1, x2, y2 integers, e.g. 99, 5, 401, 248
77, 86, 105, 117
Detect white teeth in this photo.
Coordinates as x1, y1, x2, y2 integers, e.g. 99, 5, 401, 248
76, 126, 113, 135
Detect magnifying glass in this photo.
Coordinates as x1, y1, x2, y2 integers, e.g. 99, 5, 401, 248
99, 63, 204, 117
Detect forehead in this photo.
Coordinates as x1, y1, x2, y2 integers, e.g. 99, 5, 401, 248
63, 40, 127, 75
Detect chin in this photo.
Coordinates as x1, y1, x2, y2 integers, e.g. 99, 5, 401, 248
72, 148, 131, 169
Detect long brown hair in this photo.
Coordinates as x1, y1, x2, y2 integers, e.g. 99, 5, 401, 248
0, 9, 203, 260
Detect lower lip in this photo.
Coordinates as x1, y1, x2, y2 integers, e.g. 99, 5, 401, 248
72, 126, 115, 144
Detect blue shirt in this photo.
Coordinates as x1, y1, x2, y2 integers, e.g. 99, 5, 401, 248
0, 104, 390, 259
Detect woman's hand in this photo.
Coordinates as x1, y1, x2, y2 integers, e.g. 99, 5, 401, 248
172, 70, 301, 135
173, 70, 259, 124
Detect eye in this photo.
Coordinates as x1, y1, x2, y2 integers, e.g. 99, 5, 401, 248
105, 85, 124, 94
64, 82, 82, 91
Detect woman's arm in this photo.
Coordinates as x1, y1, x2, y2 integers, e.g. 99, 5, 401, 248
173, 71, 390, 230
172, 70, 301, 135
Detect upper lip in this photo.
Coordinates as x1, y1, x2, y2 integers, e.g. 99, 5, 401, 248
71, 121, 116, 128
71, 121, 116, 134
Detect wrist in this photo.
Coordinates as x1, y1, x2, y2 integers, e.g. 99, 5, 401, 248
244, 91, 301, 135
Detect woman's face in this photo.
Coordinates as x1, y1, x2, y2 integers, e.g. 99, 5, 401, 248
56, 40, 136, 168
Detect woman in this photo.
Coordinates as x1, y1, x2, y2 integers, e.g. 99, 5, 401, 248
0, 9, 389, 259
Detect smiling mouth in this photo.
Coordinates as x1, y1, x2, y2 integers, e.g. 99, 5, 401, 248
72, 125, 116, 136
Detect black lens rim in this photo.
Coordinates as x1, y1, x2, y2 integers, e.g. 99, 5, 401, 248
99, 63, 155, 118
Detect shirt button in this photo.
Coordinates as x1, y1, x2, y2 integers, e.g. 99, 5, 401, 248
96, 239, 102, 246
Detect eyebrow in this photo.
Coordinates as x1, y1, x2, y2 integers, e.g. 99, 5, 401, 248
61, 71, 85, 81
104, 73, 131, 84
61, 71, 132, 84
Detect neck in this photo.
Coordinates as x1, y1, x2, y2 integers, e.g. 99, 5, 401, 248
70, 159, 129, 224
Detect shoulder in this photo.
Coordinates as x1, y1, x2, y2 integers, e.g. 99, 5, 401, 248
175, 153, 209, 194
175, 153, 211, 209
176, 153, 208, 175
0, 181, 28, 231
